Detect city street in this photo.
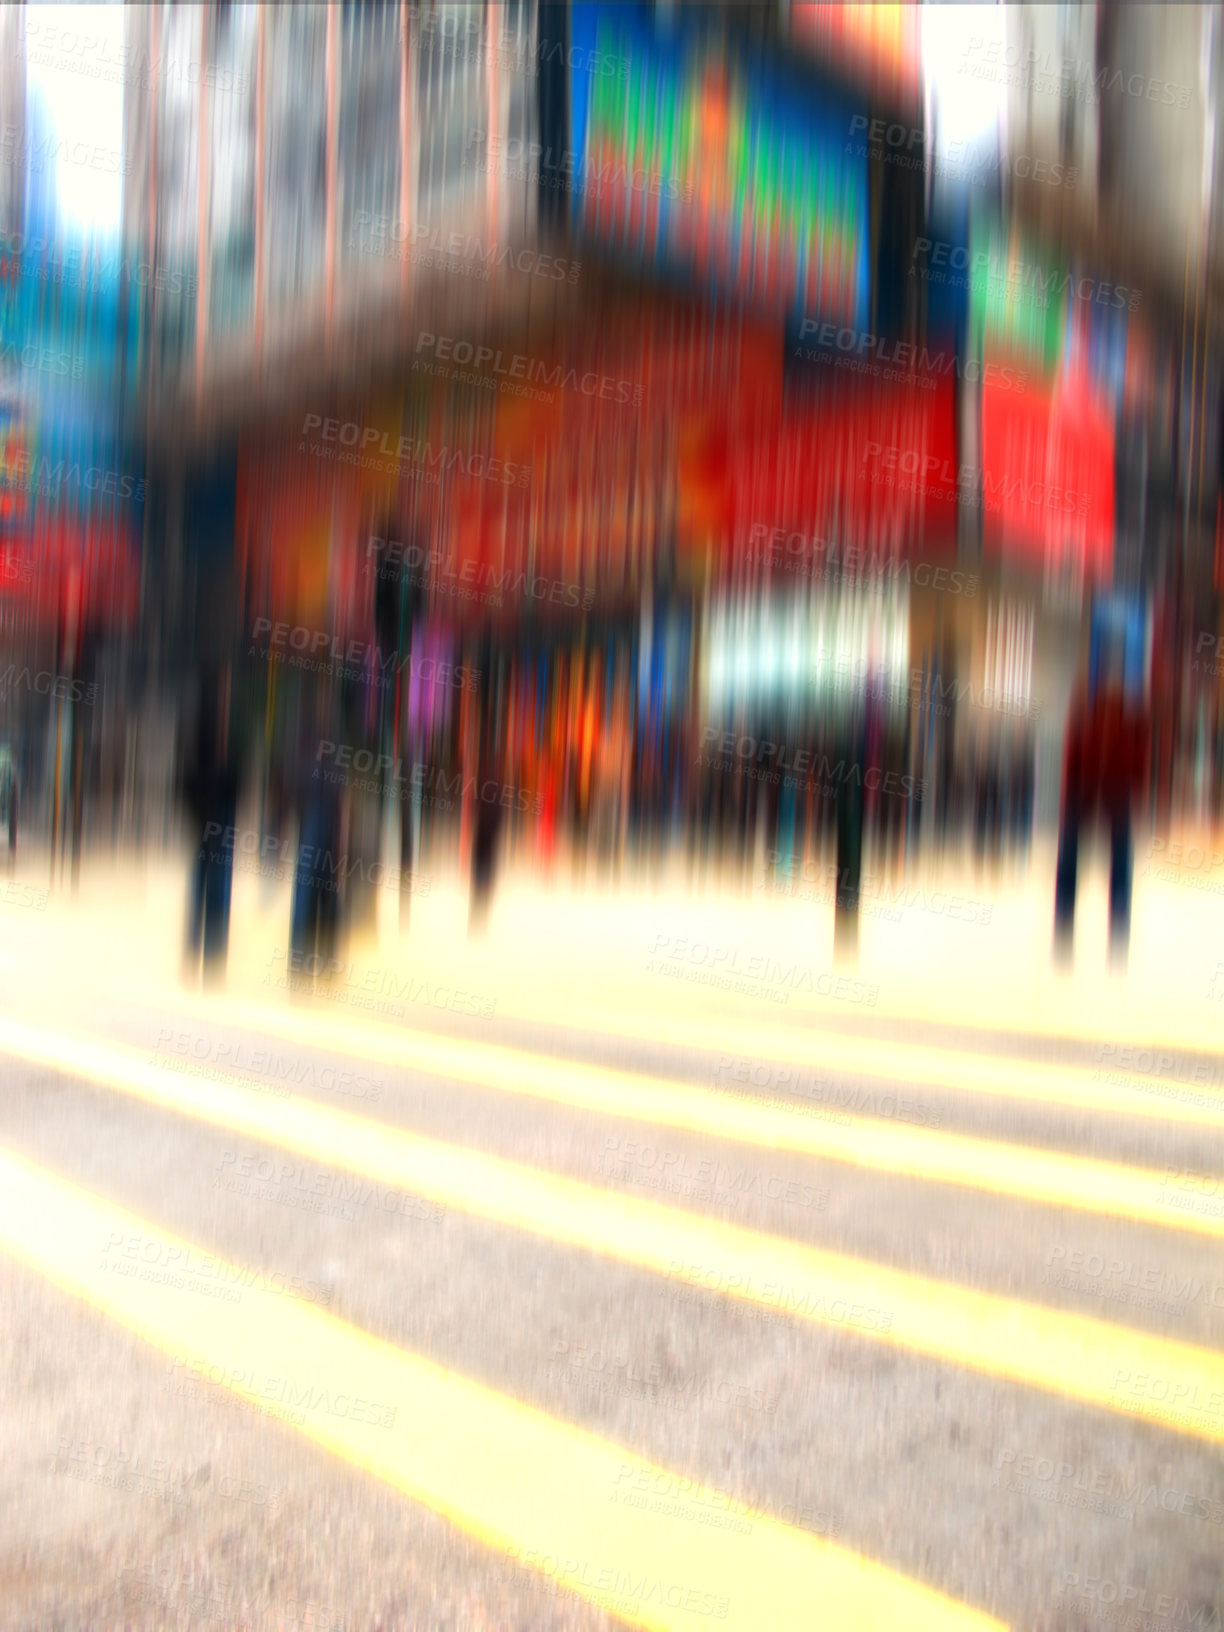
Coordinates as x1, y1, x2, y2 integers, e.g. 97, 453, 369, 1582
2, 848, 1224, 1630
4, 1, 1224, 1628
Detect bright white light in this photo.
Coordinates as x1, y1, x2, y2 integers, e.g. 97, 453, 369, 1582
26, 5, 124, 243
922, 2, 1008, 183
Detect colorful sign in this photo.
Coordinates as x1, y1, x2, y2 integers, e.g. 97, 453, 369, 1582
791, 2, 922, 102
981, 367, 1115, 580
969, 213, 1066, 377
570, 4, 869, 327
0, 406, 32, 533
690, 369, 959, 563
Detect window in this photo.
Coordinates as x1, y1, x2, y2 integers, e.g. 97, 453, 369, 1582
264, 5, 327, 309
206, 3, 257, 337
340, 0, 403, 275
416, 2, 486, 222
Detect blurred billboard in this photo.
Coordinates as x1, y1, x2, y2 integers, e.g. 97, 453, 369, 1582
570, 2, 869, 329
791, 1, 922, 105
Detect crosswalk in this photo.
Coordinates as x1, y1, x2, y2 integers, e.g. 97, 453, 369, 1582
3, 936, 1224, 1630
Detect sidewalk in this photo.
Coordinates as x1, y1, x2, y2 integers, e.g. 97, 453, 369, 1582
4, 831, 1223, 1062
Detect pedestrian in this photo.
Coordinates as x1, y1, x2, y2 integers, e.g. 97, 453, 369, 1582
1054, 648, 1150, 968
469, 647, 506, 933
181, 665, 241, 985
832, 694, 868, 962
6, 759, 16, 873
288, 682, 345, 985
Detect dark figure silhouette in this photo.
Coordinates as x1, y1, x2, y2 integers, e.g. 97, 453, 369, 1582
470, 649, 505, 934
289, 685, 344, 982
183, 668, 240, 984
1054, 677, 1150, 969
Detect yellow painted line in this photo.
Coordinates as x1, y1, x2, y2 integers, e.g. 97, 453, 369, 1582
450, 986, 1224, 1133
143, 989, 1224, 1243
325, 930, 1221, 1061
463, 986, 1224, 1131
128, 948, 1224, 1140
0, 1149, 1003, 1632
2, 1017, 1224, 1447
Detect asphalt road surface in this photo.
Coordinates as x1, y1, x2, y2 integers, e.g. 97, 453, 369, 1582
2, 859, 1224, 1631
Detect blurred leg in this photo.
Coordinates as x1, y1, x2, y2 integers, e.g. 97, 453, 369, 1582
470, 805, 494, 929
186, 828, 208, 965
834, 776, 863, 962
188, 860, 206, 955
1054, 802, 1080, 963
318, 874, 339, 969
290, 855, 313, 965
400, 789, 414, 929
202, 794, 235, 978
201, 849, 231, 978
1109, 805, 1133, 964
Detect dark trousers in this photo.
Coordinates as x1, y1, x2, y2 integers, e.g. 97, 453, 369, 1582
292, 799, 340, 972
189, 808, 235, 971
399, 790, 416, 925
1055, 801, 1133, 955
472, 800, 503, 905
834, 774, 864, 957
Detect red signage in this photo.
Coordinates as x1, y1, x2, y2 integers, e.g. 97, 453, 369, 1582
981, 368, 1114, 580
0, 514, 140, 631
687, 370, 959, 572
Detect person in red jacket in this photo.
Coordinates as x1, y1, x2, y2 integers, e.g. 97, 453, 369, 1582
1054, 653, 1151, 967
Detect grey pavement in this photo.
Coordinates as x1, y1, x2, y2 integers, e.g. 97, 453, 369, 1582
1, 862, 1224, 1630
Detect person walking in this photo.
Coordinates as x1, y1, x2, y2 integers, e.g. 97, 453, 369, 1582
469, 644, 506, 933
832, 692, 869, 962
5, 758, 17, 873
288, 681, 345, 985
182, 666, 241, 985
1054, 648, 1150, 968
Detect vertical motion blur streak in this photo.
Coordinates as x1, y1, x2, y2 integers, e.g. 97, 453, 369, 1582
2, 6, 1224, 1632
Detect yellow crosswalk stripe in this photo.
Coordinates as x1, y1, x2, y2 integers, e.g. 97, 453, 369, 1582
142, 991, 1224, 1242
447, 990, 1224, 1135
0, 1147, 1007, 1632
130, 952, 1224, 1139
8, 892, 1223, 1125
1, 1015, 1223, 1445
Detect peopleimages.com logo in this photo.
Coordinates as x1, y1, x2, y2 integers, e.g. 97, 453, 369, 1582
0, 442, 146, 504
409, 14, 630, 81
23, 15, 248, 95
912, 238, 1142, 312
960, 35, 1191, 111
0, 341, 87, 382
0, 666, 97, 706
366, 536, 595, 611
299, 414, 531, 488
795, 319, 1029, 391
844, 115, 1078, 190
746, 525, 979, 596
696, 730, 923, 800
0, 123, 129, 177
414, 333, 643, 407
0, 237, 192, 298
250, 616, 480, 691
468, 131, 695, 204
349, 215, 581, 285
861, 442, 1091, 518
314, 742, 545, 819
